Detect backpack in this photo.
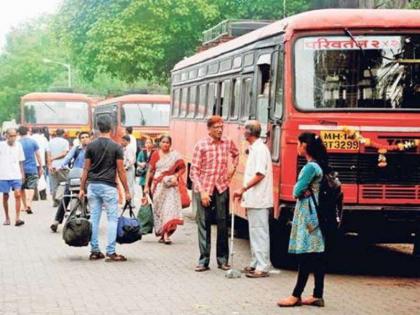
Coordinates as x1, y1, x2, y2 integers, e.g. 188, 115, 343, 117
116, 202, 142, 244
311, 166, 344, 248
63, 199, 92, 247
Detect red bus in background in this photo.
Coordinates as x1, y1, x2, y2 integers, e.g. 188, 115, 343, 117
170, 9, 420, 261
21, 92, 95, 139
93, 94, 170, 146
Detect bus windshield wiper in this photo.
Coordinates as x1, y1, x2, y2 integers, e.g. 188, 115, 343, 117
135, 104, 146, 126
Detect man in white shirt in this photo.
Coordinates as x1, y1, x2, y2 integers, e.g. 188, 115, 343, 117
125, 126, 138, 154
234, 120, 273, 278
121, 135, 136, 205
0, 128, 26, 226
47, 129, 70, 207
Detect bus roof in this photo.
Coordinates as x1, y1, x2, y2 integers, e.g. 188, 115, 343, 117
97, 94, 170, 106
173, 9, 420, 71
21, 92, 93, 102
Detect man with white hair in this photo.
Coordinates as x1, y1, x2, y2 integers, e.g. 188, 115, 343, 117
234, 120, 273, 278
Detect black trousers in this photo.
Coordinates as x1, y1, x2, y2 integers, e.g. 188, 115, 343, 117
54, 186, 70, 224
292, 253, 325, 299
195, 190, 229, 267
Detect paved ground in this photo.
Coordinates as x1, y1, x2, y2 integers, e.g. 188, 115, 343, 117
0, 198, 419, 315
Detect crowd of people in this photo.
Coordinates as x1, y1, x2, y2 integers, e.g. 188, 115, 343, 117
0, 114, 330, 307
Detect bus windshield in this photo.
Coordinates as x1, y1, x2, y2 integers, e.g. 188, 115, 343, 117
23, 101, 89, 124
294, 34, 420, 110
121, 103, 170, 127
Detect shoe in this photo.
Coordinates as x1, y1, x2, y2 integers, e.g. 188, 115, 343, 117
246, 271, 269, 278
53, 201, 59, 207
50, 223, 58, 233
277, 296, 302, 307
195, 265, 210, 272
218, 264, 231, 271
302, 296, 325, 307
15, 220, 25, 227
26, 207, 33, 214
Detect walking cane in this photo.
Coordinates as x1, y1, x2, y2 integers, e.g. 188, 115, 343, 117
225, 200, 241, 279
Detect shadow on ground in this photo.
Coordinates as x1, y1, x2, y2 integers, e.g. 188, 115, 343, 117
275, 237, 420, 278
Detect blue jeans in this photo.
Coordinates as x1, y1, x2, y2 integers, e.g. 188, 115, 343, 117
87, 183, 118, 255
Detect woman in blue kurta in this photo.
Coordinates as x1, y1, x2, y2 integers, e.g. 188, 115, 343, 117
278, 132, 328, 308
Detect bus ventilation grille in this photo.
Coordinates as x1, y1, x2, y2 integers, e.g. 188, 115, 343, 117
361, 185, 419, 200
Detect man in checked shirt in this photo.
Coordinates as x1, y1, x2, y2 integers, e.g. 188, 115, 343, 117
190, 115, 239, 272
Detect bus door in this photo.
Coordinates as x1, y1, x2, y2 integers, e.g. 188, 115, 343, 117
256, 51, 273, 139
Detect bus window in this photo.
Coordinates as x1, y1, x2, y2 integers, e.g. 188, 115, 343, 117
230, 79, 240, 120
180, 87, 188, 117
23, 101, 89, 125
197, 84, 207, 119
207, 82, 216, 117
241, 77, 252, 120
172, 89, 180, 117
221, 80, 231, 119
121, 103, 170, 127
187, 85, 197, 118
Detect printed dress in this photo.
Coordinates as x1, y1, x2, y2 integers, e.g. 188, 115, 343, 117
288, 161, 325, 254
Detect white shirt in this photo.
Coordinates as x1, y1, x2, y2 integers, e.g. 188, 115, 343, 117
241, 138, 273, 209
128, 134, 137, 153
31, 134, 49, 166
48, 137, 70, 168
123, 145, 136, 169
0, 141, 25, 180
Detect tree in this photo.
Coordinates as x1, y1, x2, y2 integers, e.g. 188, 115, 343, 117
56, 0, 311, 84
0, 17, 66, 122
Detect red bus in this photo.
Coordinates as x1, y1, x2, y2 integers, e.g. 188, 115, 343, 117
21, 92, 95, 139
170, 9, 420, 261
93, 94, 171, 145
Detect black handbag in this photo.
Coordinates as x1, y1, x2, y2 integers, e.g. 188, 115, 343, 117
135, 150, 153, 177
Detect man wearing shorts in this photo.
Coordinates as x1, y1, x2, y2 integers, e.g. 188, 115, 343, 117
0, 128, 25, 226
18, 126, 43, 214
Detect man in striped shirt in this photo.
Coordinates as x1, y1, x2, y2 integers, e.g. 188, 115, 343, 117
190, 115, 239, 272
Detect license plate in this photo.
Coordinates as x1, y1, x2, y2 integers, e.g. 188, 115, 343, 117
320, 131, 359, 151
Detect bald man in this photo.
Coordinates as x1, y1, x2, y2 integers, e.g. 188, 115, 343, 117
0, 128, 25, 226
234, 120, 273, 278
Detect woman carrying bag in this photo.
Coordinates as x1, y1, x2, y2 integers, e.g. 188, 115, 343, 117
143, 135, 188, 244
277, 132, 328, 308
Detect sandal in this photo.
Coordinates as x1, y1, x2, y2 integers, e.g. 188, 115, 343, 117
158, 238, 165, 244
164, 238, 172, 245
105, 253, 127, 262
89, 252, 105, 260
3, 219, 10, 226
15, 220, 25, 227
26, 207, 33, 214
195, 265, 210, 272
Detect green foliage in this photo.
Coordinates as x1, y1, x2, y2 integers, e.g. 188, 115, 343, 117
56, 0, 311, 84
0, 17, 65, 122
409, 0, 420, 9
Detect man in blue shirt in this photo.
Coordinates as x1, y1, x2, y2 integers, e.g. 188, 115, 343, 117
18, 126, 42, 214
50, 131, 90, 232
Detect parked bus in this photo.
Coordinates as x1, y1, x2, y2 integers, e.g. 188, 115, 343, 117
21, 92, 95, 139
93, 94, 171, 146
170, 9, 420, 261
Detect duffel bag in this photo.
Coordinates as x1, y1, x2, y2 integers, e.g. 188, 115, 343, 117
117, 201, 142, 244
63, 199, 91, 247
